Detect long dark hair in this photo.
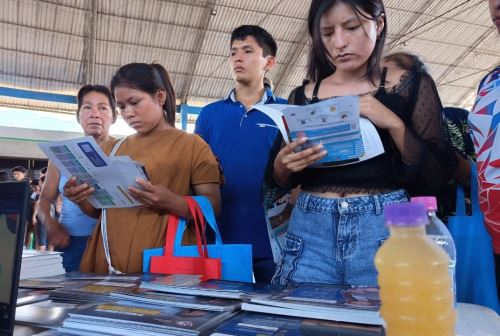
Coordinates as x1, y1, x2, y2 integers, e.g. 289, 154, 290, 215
307, 0, 387, 84
76, 84, 117, 122
109, 63, 176, 126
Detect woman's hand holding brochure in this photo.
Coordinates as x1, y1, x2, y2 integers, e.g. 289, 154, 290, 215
273, 137, 327, 186
254, 96, 385, 170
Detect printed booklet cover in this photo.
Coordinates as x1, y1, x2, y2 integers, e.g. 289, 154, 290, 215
254, 97, 384, 167
141, 279, 283, 300
245, 283, 382, 325
63, 302, 233, 336
211, 311, 383, 336
110, 287, 241, 312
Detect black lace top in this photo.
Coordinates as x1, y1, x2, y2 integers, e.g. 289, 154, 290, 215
274, 66, 457, 196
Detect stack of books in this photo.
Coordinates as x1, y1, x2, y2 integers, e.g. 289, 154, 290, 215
211, 311, 384, 336
16, 288, 50, 306
140, 278, 282, 300
47, 274, 164, 302
110, 288, 241, 312
241, 283, 383, 326
15, 300, 96, 329
20, 250, 65, 279
60, 302, 234, 336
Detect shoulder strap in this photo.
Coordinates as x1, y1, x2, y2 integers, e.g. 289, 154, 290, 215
379, 67, 388, 90
101, 136, 128, 274
110, 137, 127, 157
311, 79, 322, 103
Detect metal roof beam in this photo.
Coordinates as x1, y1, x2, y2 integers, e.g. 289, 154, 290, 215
0, 47, 234, 81
36, 0, 307, 21
178, 0, 216, 103
81, 0, 97, 84
436, 29, 495, 86
386, 0, 435, 51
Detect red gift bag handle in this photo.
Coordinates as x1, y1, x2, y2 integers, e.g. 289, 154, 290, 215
163, 196, 209, 258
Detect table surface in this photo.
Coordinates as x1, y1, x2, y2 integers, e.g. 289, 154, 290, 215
455, 303, 500, 335
14, 302, 500, 336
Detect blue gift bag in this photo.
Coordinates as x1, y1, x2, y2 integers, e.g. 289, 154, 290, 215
448, 163, 500, 313
143, 196, 253, 282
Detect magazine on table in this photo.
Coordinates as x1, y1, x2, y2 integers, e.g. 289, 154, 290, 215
140, 279, 283, 300
244, 283, 382, 325
19, 272, 148, 289
38, 136, 148, 208
16, 288, 50, 306
254, 96, 384, 167
110, 287, 241, 312
48, 274, 168, 302
15, 300, 96, 329
62, 301, 234, 336
211, 311, 383, 336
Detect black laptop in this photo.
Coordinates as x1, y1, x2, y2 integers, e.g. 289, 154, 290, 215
0, 181, 29, 336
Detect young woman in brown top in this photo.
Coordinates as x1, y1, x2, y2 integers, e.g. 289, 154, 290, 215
65, 63, 222, 274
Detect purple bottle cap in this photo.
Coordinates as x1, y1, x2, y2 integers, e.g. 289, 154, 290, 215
410, 196, 437, 211
384, 203, 428, 227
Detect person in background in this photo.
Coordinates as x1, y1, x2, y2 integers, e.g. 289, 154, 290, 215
34, 175, 49, 251
65, 63, 222, 274
11, 166, 27, 181
24, 179, 40, 249
270, 0, 457, 286
195, 25, 287, 283
37, 84, 116, 271
467, 0, 500, 301
29, 179, 41, 249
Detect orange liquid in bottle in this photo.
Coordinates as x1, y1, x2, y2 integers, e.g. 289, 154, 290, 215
375, 204, 456, 336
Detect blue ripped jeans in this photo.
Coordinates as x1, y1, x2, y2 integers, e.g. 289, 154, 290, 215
272, 189, 409, 287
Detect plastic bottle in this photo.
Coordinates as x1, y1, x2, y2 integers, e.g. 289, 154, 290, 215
411, 196, 456, 304
29, 232, 35, 250
375, 203, 455, 336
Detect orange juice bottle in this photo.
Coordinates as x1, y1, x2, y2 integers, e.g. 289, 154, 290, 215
374, 203, 455, 336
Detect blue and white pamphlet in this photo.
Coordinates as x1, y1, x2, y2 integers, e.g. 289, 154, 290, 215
254, 96, 384, 166
39, 136, 148, 208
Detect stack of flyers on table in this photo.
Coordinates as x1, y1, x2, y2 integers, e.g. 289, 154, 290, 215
253, 95, 384, 167
20, 250, 65, 279
15, 299, 96, 330
38, 136, 149, 209
60, 301, 234, 336
242, 283, 383, 326
211, 311, 384, 336
16, 288, 51, 306
140, 278, 283, 300
19, 272, 150, 289
48, 274, 165, 302
110, 287, 241, 312
49, 280, 140, 302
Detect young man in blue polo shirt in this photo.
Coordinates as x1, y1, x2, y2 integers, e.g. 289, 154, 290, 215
195, 25, 287, 283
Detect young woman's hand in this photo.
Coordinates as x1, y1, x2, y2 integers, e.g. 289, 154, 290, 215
273, 137, 327, 186
359, 95, 404, 131
128, 179, 177, 212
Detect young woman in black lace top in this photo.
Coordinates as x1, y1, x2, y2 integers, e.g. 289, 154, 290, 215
271, 0, 457, 286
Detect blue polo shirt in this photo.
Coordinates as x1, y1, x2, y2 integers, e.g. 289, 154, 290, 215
195, 87, 287, 259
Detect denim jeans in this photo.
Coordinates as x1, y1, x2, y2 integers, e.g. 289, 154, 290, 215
272, 189, 409, 287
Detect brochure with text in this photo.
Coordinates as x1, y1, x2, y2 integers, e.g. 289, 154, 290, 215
39, 136, 148, 208
254, 96, 384, 167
